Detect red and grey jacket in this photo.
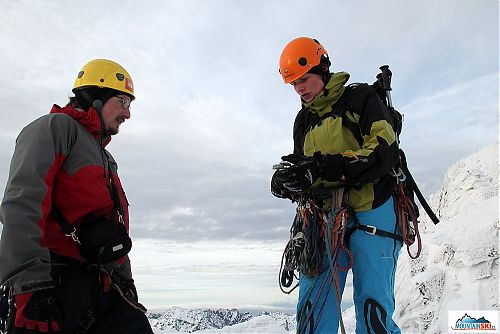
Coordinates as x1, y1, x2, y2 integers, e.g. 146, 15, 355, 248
0, 105, 131, 295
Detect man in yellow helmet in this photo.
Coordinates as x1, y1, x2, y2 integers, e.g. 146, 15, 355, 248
0, 59, 153, 333
272, 37, 402, 333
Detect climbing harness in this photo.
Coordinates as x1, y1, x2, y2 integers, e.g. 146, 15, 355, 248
47, 252, 146, 334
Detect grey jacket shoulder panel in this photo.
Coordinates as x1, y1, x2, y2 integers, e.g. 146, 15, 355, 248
0, 113, 79, 293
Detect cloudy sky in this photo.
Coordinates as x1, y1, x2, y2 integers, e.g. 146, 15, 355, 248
0, 0, 498, 313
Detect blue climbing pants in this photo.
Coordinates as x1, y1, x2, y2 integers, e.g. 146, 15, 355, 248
297, 197, 402, 334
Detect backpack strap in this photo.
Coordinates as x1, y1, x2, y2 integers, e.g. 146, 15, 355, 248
399, 150, 440, 225
332, 83, 373, 147
51, 205, 80, 243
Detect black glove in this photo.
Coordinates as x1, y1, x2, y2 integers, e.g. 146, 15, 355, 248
321, 153, 345, 182
275, 153, 346, 193
0, 286, 10, 332
274, 154, 321, 192
279, 154, 306, 165
14, 288, 62, 333
111, 278, 147, 313
271, 170, 297, 200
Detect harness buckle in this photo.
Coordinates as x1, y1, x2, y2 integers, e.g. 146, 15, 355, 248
365, 225, 377, 236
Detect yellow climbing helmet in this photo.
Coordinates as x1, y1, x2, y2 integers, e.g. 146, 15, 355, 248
73, 59, 134, 99
279, 37, 329, 84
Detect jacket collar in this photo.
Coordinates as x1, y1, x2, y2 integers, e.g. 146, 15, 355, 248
50, 105, 111, 147
302, 71, 350, 117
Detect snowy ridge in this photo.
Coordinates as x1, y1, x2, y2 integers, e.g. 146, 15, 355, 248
197, 312, 296, 333
426, 143, 498, 224
393, 143, 499, 333
148, 307, 295, 333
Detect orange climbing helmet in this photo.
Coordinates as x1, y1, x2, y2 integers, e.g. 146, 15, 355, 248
279, 37, 330, 84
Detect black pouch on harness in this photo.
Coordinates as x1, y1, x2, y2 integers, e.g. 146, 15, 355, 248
52, 206, 132, 265
78, 217, 132, 265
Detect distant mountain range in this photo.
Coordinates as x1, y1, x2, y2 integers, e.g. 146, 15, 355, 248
148, 307, 296, 333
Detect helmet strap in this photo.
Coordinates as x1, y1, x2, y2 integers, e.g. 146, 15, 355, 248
77, 89, 95, 110
91, 100, 108, 139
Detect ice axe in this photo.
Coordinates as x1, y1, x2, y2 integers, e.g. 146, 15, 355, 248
376, 65, 393, 108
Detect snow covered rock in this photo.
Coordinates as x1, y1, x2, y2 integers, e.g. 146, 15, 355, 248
394, 144, 499, 333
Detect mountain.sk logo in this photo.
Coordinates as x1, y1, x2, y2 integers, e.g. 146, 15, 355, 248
449, 311, 498, 332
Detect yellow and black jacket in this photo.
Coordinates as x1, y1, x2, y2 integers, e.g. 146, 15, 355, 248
293, 72, 399, 211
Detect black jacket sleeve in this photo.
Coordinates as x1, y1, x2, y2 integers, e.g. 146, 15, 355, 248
337, 85, 399, 186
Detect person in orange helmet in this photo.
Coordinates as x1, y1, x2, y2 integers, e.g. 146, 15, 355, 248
272, 37, 402, 333
0, 59, 153, 334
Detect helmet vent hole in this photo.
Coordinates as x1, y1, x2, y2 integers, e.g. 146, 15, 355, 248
99, 78, 104, 83
298, 57, 307, 66
77, 71, 84, 78
116, 73, 124, 81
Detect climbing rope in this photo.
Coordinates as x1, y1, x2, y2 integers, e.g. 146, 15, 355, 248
279, 189, 353, 334
394, 176, 422, 259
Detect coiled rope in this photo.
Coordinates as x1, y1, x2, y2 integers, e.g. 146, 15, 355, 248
394, 176, 422, 259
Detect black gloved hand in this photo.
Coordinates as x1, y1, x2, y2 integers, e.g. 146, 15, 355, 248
14, 288, 62, 333
279, 154, 307, 165
274, 154, 321, 193
112, 278, 147, 314
271, 170, 297, 200
321, 153, 345, 182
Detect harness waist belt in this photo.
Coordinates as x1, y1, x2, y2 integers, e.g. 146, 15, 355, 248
356, 224, 403, 242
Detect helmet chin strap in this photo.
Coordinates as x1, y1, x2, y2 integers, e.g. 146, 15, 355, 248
77, 88, 116, 139
92, 99, 103, 112
92, 100, 108, 139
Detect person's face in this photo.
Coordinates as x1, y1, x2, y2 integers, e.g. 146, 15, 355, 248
101, 95, 131, 135
291, 73, 325, 103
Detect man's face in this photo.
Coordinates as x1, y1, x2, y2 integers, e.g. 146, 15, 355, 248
291, 73, 325, 103
101, 95, 131, 135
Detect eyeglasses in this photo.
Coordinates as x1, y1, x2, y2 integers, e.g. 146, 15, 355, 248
116, 96, 131, 110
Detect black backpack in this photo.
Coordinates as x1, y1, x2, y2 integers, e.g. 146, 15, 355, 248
371, 66, 439, 226
328, 66, 439, 258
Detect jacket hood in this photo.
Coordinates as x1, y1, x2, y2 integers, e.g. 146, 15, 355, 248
50, 105, 111, 147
